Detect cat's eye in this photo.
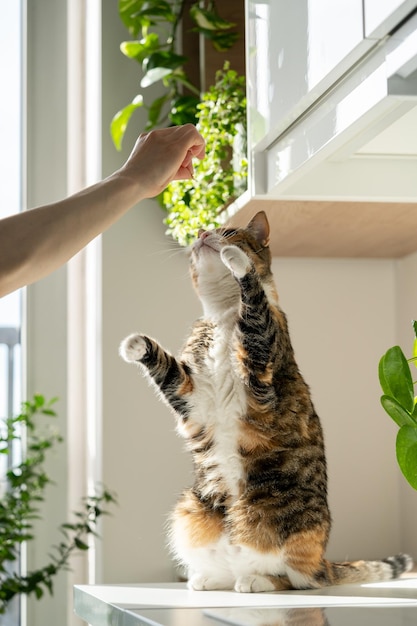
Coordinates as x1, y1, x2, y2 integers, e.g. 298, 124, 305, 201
221, 228, 238, 238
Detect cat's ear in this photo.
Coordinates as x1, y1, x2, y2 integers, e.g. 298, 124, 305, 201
247, 211, 270, 247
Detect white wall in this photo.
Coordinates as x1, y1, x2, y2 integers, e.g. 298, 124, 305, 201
101, 207, 199, 583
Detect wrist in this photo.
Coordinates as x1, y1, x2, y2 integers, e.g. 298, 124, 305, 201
105, 169, 146, 208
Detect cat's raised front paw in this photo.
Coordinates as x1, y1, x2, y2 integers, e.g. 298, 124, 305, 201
119, 333, 147, 363
220, 245, 251, 279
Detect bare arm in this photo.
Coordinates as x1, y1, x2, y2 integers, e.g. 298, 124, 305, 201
0, 124, 205, 298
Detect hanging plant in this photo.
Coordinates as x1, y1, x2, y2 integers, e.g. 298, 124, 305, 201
111, 0, 240, 150
162, 63, 247, 246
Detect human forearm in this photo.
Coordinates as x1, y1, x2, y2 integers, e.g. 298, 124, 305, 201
0, 124, 205, 298
0, 174, 141, 297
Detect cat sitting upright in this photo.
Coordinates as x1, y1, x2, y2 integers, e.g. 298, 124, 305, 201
120, 211, 412, 593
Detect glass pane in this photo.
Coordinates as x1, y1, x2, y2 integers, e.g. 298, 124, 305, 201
0, 0, 24, 623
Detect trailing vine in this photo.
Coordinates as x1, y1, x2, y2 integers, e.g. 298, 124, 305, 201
162, 64, 247, 246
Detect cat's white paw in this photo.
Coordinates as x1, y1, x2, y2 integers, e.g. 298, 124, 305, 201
234, 574, 275, 593
188, 574, 233, 591
220, 245, 251, 279
119, 333, 147, 363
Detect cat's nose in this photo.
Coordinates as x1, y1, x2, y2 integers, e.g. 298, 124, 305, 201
198, 230, 210, 240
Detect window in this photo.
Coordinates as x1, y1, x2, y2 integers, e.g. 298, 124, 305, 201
1, 2, 103, 622
0, 1, 24, 624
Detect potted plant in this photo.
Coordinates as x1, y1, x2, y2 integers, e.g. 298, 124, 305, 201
0, 395, 115, 615
379, 321, 417, 489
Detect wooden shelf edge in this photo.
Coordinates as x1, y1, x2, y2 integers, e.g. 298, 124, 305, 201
224, 196, 417, 259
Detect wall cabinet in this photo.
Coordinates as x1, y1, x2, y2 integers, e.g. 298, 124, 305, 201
232, 1, 417, 257
247, 0, 369, 151
247, 0, 417, 156
364, 0, 417, 37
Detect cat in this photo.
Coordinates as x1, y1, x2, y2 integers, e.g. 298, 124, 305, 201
119, 211, 413, 593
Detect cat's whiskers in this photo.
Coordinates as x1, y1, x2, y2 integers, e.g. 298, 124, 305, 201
146, 244, 194, 280
147, 245, 187, 262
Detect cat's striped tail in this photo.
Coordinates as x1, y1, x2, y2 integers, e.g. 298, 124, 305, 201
326, 553, 413, 585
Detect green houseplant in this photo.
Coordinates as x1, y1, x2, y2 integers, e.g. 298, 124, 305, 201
111, 0, 240, 150
111, 1, 248, 247
379, 321, 417, 490
162, 63, 247, 246
0, 395, 115, 614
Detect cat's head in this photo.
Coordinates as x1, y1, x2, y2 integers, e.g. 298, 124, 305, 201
189, 211, 278, 316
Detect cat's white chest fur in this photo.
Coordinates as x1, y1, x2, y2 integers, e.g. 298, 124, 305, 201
188, 321, 246, 499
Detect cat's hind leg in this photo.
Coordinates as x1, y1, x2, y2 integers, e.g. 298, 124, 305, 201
169, 490, 235, 591
231, 548, 294, 593
231, 527, 329, 593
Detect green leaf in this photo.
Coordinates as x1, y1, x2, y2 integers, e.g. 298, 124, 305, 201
142, 51, 187, 79
396, 425, 417, 490
198, 29, 239, 52
190, 4, 236, 31
137, 1, 176, 21
146, 94, 168, 129
119, 0, 152, 36
110, 95, 144, 151
34, 586, 44, 599
74, 538, 89, 551
378, 346, 414, 413
412, 321, 417, 371
380, 395, 416, 427
120, 33, 160, 62
140, 66, 173, 88
412, 339, 417, 368
33, 394, 45, 408
168, 95, 200, 126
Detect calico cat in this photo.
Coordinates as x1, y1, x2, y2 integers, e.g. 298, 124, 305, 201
120, 211, 413, 593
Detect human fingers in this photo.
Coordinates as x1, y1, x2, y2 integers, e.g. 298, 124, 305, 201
154, 125, 204, 182
120, 125, 205, 196
164, 124, 205, 168
173, 126, 205, 180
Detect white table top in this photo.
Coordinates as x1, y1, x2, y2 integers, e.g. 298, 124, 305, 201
74, 577, 417, 625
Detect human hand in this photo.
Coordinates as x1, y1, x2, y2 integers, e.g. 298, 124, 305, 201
119, 124, 206, 199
